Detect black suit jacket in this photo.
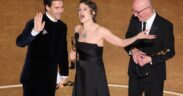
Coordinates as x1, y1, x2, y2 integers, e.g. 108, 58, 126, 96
125, 13, 175, 81
16, 14, 68, 85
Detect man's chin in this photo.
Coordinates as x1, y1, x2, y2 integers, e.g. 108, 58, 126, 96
56, 18, 61, 20
55, 16, 61, 20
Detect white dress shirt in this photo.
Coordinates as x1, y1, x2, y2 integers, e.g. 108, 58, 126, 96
142, 10, 156, 34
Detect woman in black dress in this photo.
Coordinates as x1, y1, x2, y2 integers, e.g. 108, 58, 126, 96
70, 1, 155, 96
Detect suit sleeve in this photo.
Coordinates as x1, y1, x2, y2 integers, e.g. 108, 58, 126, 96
16, 19, 36, 47
151, 22, 175, 65
59, 24, 69, 76
124, 16, 141, 54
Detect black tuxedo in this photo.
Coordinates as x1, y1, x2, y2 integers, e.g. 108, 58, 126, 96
125, 13, 175, 96
16, 13, 68, 96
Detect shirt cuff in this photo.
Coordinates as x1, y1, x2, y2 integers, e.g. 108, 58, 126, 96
128, 48, 135, 55
150, 61, 152, 65
61, 76, 68, 79
129, 51, 132, 55
31, 29, 39, 36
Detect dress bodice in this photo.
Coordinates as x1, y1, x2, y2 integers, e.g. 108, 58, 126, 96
72, 42, 110, 96
77, 42, 103, 61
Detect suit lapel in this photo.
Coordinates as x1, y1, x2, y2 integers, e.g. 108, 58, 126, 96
143, 14, 160, 46
149, 14, 160, 35
149, 26, 158, 35
136, 19, 142, 34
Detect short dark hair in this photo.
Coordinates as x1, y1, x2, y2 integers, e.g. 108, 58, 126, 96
79, 0, 97, 22
43, 0, 62, 7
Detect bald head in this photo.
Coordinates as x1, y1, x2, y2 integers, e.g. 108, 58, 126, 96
132, 0, 154, 21
132, 0, 152, 10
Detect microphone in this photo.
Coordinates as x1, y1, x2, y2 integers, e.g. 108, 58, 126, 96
69, 32, 79, 69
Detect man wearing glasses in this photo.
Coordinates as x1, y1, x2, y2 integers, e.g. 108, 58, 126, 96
124, 0, 175, 96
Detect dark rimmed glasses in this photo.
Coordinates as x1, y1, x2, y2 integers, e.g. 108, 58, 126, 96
132, 7, 150, 15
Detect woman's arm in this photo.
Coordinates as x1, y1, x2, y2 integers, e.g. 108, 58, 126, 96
100, 27, 155, 47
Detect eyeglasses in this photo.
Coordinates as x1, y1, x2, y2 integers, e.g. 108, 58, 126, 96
132, 7, 150, 15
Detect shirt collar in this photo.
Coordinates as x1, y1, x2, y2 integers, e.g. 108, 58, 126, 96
146, 10, 156, 24
46, 12, 57, 22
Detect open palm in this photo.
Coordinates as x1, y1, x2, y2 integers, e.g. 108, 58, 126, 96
137, 31, 155, 39
33, 12, 45, 32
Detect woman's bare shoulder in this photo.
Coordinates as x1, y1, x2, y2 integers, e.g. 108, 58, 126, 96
97, 25, 111, 34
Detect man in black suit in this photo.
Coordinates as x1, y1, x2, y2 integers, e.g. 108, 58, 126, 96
16, 0, 68, 96
125, 0, 175, 96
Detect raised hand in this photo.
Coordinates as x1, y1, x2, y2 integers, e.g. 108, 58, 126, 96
33, 12, 45, 32
136, 31, 155, 39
